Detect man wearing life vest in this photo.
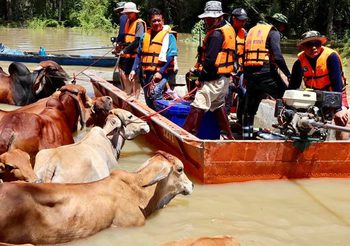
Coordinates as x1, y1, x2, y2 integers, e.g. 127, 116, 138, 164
226, 7, 248, 128
182, 1, 235, 140
289, 30, 349, 140
242, 13, 291, 139
118, 2, 146, 99
129, 8, 178, 109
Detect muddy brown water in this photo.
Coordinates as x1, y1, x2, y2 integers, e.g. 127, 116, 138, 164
1, 28, 350, 246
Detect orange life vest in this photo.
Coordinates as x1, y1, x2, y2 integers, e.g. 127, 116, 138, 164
196, 24, 236, 75
244, 23, 272, 67
123, 18, 146, 59
298, 46, 346, 90
235, 27, 246, 72
141, 29, 175, 72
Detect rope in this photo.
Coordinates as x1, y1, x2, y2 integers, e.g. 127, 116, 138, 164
72, 47, 115, 80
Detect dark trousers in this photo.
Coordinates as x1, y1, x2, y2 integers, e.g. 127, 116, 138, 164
243, 71, 286, 138
244, 71, 286, 116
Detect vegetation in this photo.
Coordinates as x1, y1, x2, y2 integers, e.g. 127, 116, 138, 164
1, 0, 350, 52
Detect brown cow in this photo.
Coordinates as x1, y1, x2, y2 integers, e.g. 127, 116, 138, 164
0, 151, 193, 245
160, 235, 240, 246
0, 149, 38, 183
0, 60, 68, 106
0, 89, 113, 128
0, 98, 75, 165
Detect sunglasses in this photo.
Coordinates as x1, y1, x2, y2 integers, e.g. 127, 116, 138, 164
304, 41, 322, 48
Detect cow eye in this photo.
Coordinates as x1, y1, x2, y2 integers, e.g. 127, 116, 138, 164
128, 115, 133, 119
177, 167, 183, 173
5, 164, 14, 171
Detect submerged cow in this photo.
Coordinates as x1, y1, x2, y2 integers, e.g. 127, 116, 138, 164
34, 108, 150, 183
0, 151, 193, 245
0, 60, 68, 105
160, 235, 241, 246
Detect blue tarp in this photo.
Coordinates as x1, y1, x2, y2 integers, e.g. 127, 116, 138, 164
0, 43, 26, 55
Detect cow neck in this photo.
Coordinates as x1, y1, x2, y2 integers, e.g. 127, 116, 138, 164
59, 91, 80, 131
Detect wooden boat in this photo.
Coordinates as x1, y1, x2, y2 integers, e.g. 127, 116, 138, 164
89, 73, 350, 184
0, 51, 117, 67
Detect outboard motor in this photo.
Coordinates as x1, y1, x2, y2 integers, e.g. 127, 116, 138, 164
273, 89, 345, 141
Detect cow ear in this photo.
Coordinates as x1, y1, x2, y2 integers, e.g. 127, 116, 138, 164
103, 115, 122, 135
139, 156, 172, 187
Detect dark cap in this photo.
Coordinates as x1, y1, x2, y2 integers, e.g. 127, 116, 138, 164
266, 13, 288, 25
232, 8, 248, 20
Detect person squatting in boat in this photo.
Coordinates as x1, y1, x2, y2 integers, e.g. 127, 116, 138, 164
289, 30, 349, 140
129, 7, 178, 110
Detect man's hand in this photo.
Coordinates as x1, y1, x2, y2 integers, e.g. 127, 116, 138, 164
153, 72, 162, 83
112, 44, 123, 55
195, 79, 202, 89
334, 107, 349, 126
129, 70, 136, 81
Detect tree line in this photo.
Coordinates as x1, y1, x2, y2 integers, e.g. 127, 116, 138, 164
1, 0, 350, 40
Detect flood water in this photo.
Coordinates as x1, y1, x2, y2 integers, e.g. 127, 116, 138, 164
1, 28, 350, 246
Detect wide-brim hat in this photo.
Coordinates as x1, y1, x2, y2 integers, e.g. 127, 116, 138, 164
113, 1, 126, 12
266, 13, 288, 25
297, 30, 327, 47
121, 2, 139, 13
198, 1, 225, 19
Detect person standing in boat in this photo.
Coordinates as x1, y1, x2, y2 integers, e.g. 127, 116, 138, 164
226, 7, 248, 129
242, 13, 291, 139
118, 2, 146, 99
113, 2, 127, 46
289, 30, 349, 140
129, 8, 178, 109
182, 1, 235, 140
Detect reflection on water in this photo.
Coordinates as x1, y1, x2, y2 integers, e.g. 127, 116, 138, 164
1, 28, 350, 246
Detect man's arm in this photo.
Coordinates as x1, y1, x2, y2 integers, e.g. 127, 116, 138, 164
158, 34, 178, 74
269, 30, 291, 78
327, 53, 349, 109
288, 59, 303, 89
198, 30, 223, 82
129, 34, 144, 81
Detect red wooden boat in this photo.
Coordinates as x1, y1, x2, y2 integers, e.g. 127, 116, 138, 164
88, 73, 350, 184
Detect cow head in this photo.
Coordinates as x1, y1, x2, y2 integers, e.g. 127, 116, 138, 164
137, 151, 193, 211
103, 108, 150, 140
0, 149, 39, 182
86, 96, 113, 127
59, 84, 90, 130
103, 108, 150, 159
33, 60, 68, 99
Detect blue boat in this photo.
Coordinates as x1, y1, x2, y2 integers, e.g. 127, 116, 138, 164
0, 44, 117, 67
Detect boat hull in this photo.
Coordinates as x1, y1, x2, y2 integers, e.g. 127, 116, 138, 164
89, 73, 350, 184
0, 53, 116, 67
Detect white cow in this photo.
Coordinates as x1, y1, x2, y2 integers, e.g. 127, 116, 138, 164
34, 108, 150, 183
